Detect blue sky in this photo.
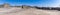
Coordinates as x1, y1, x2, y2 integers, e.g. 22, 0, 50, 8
0, 0, 60, 7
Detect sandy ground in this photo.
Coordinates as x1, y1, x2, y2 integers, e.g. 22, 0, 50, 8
0, 7, 59, 15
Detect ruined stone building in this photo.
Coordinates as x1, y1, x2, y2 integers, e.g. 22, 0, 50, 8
0, 3, 10, 8
0, 3, 21, 8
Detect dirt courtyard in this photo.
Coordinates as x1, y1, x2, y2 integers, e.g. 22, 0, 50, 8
0, 7, 59, 15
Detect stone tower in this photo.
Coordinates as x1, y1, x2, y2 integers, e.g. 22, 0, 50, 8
3, 3, 10, 8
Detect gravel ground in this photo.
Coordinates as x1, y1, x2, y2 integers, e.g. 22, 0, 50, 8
0, 8, 59, 15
